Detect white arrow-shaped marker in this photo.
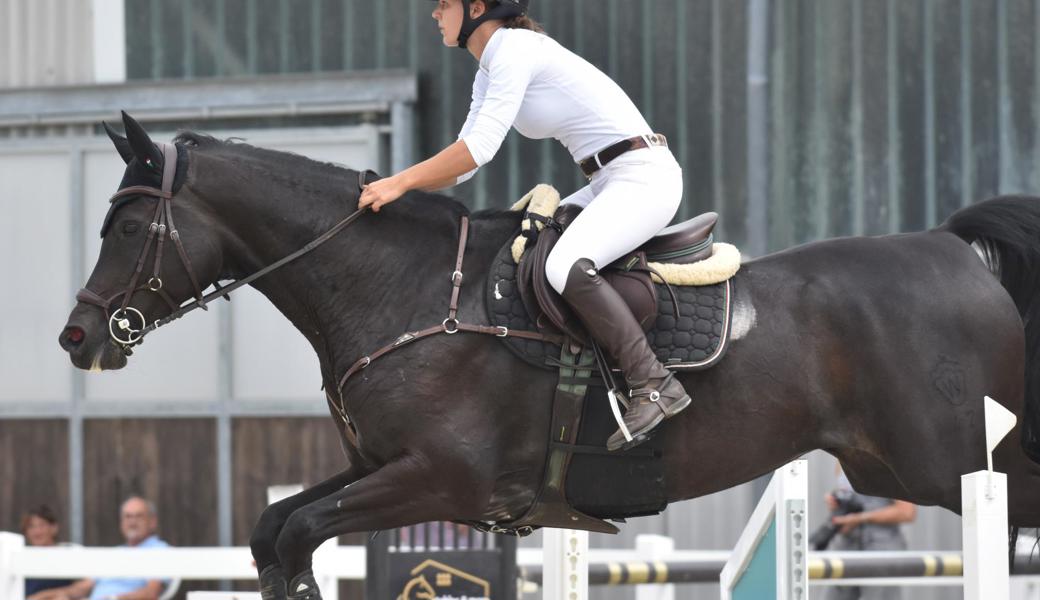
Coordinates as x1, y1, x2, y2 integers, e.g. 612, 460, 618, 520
984, 395, 1017, 473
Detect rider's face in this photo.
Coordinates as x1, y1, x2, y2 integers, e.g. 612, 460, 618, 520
432, 0, 464, 47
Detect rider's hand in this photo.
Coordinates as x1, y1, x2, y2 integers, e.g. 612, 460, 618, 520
359, 175, 408, 212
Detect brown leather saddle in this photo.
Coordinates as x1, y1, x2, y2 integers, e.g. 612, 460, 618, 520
516, 205, 719, 345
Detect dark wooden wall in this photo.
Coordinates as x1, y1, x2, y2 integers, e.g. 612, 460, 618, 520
0, 417, 357, 598
0, 420, 69, 539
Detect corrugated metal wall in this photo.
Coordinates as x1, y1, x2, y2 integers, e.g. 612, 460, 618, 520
123, 0, 1040, 258
0, 0, 95, 87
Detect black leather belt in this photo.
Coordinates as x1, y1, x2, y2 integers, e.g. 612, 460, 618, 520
578, 133, 668, 179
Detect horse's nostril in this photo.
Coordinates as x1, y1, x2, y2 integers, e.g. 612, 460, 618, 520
61, 326, 85, 349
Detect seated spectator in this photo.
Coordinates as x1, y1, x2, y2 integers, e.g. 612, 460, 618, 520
29, 496, 170, 600
22, 504, 75, 597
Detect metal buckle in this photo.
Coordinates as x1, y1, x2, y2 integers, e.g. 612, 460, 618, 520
109, 307, 145, 346
442, 318, 460, 334
451, 270, 463, 285
359, 356, 371, 369
496, 326, 509, 337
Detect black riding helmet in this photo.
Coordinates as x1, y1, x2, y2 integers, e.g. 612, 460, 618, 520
431, 0, 529, 49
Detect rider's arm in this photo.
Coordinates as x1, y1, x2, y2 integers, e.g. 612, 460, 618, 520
858, 500, 917, 525
398, 140, 480, 192
834, 500, 917, 528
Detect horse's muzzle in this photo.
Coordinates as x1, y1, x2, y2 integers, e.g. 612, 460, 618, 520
59, 308, 129, 371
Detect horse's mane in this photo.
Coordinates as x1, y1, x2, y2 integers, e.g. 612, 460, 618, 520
172, 130, 509, 225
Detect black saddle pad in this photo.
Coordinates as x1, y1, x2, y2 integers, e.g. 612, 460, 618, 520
485, 236, 734, 370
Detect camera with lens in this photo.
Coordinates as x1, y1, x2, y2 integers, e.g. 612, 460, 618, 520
809, 489, 865, 551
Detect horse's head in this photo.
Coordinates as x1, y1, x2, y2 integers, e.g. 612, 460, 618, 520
59, 112, 222, 370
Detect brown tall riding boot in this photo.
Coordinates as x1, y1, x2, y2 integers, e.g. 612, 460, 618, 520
562, 258, 692, 451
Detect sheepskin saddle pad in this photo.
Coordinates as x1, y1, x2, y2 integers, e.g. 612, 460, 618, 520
485, 184, 741, 371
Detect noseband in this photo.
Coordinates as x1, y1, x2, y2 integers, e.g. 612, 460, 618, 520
76, 144, 371, 355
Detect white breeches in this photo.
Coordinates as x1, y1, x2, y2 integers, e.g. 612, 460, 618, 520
545, 145, 684, 293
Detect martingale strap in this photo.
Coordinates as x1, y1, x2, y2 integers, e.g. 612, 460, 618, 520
332, 215, 563, 424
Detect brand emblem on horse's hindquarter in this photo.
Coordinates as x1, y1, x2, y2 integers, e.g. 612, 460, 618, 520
931, 355, 966, 406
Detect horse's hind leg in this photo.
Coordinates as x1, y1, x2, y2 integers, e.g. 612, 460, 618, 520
275, 455, 477, 600
250, 466, 364, 600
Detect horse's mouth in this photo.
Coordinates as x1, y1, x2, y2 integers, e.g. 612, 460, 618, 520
69, 339, 128, 371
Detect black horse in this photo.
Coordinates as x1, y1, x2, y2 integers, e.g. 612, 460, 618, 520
60, 114, 1040, 599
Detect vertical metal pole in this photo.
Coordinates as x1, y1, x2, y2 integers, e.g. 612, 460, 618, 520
182, 0, 194, 78
68, 147, 85, 544
885, 0, 902, 232
959, 0, 974, 207
216, 296, 234, 590
746, 0, 770, 258
851, 0, 865, 236
391, 100, 415, 174
246, 0, 257, 74
923, 0, 937, 227
996, 0, 1012, 194
711, 0, 724, 232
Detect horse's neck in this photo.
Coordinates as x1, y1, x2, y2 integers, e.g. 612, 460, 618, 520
197, 167, 471, 384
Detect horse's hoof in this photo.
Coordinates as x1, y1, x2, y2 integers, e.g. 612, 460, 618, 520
259, 564, 288, 600
286, 569, 322, 600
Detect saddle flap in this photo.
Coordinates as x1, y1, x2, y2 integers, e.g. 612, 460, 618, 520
529, 206, 587, 343
602, 252, 660, 331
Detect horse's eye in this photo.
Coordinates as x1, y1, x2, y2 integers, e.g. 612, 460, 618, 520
121, 222, 140, 236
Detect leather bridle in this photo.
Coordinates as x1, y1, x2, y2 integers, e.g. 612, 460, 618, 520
76, 143, 370, 355
76, 145, 557, 429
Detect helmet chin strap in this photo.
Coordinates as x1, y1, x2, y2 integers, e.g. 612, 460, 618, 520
456, 0, 525, 49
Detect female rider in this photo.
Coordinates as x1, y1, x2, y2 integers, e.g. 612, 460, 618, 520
358, 0, 689, 451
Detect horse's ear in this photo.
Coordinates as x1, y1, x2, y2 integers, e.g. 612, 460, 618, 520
103, 122, 134, 164
121, 111, 163, 169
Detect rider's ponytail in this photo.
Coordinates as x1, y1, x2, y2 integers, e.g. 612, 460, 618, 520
483, 1, 545, 33
503, 14, 545, 33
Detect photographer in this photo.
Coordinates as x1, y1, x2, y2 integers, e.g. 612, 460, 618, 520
820, 467, 917, 600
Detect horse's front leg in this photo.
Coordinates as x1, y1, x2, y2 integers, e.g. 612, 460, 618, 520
250, 465, 366, 600
275, 454, 483, 600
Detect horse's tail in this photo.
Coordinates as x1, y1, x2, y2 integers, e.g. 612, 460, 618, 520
936, 195, 1040, 465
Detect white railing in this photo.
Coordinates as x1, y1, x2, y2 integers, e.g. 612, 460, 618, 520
0, 534, 355, 600
4, 531, 1039, 600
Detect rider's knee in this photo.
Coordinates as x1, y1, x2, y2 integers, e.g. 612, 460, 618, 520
546, 252, 589, 294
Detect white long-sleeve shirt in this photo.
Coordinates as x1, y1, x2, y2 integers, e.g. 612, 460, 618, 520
456, 28, 652, 184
